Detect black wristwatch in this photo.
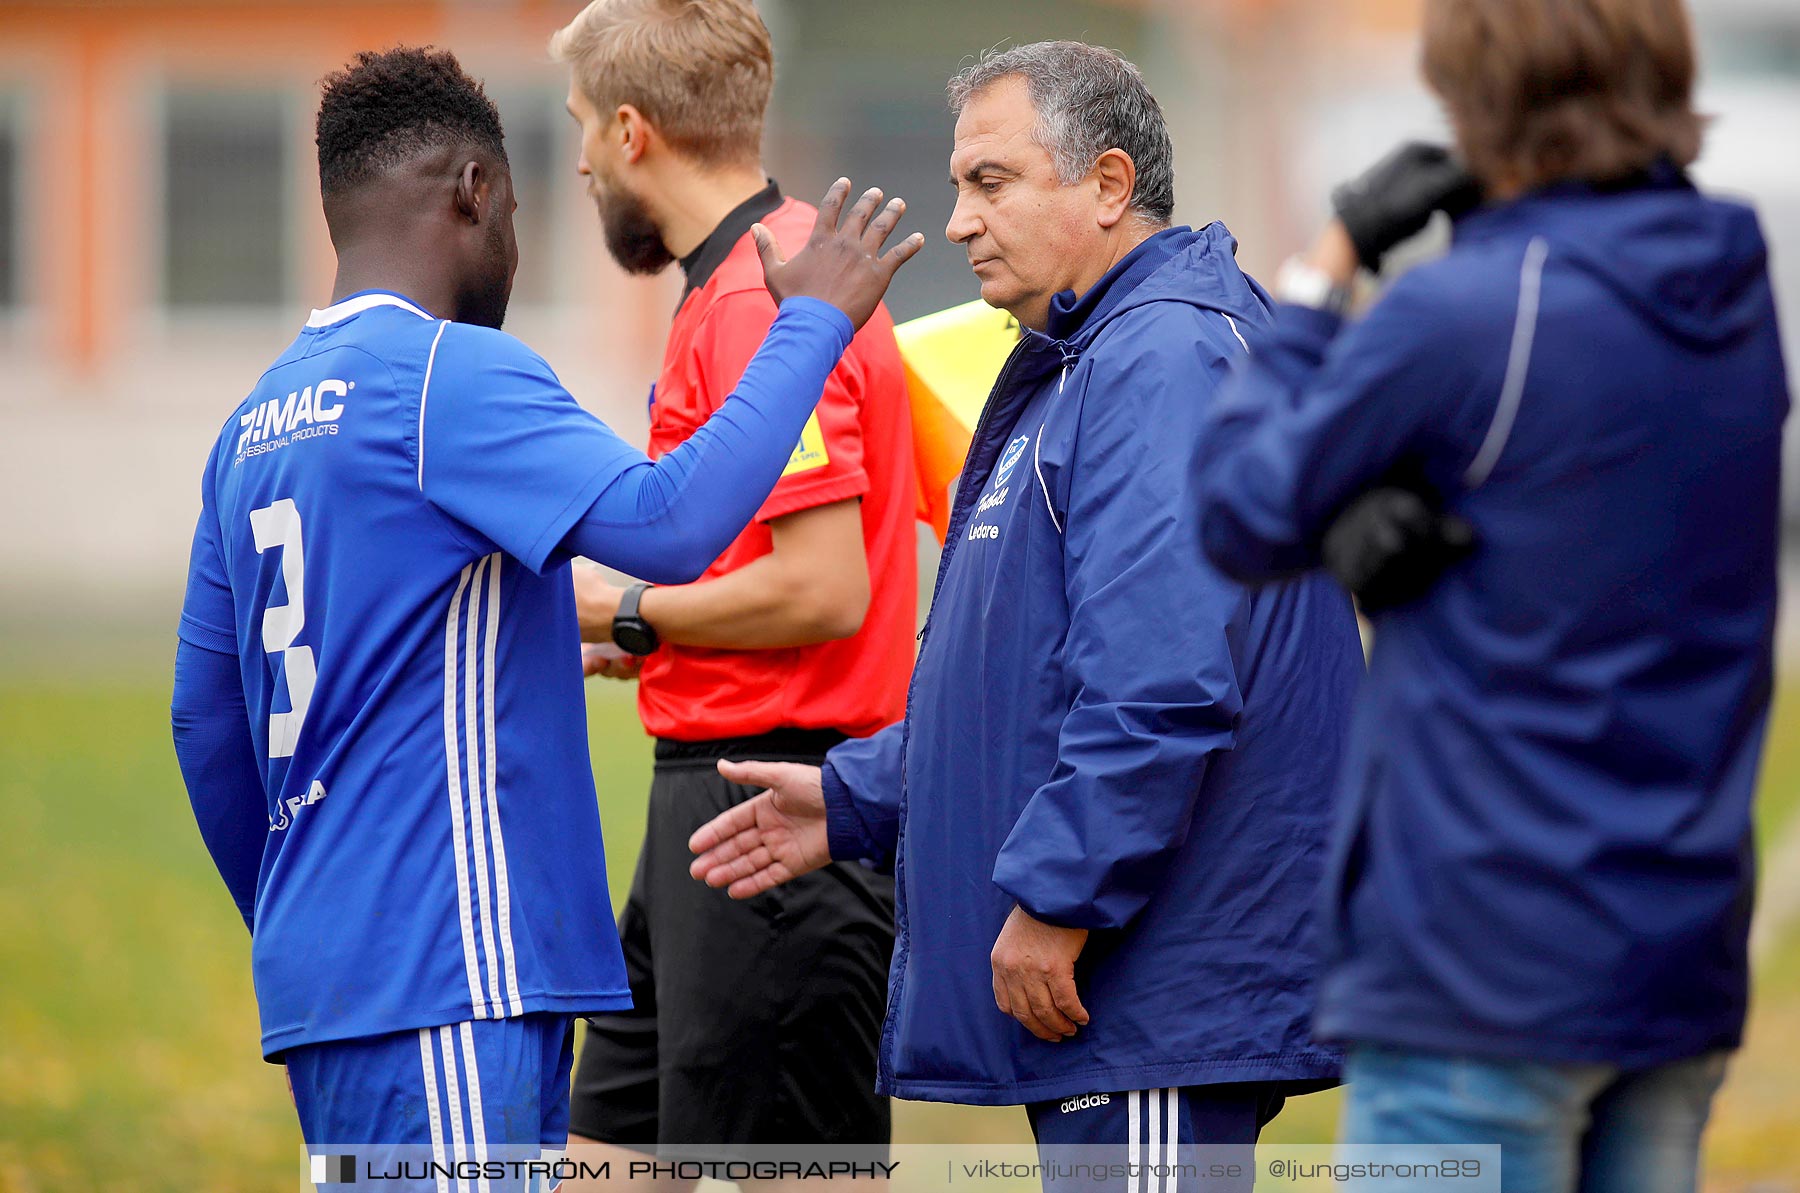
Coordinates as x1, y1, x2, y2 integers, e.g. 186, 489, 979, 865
611, 583, 660, 656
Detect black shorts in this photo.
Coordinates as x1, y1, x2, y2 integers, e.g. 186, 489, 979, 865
570, 730, 896, 1157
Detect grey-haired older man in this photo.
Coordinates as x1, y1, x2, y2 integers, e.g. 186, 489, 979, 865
690, 41, 1362, 1183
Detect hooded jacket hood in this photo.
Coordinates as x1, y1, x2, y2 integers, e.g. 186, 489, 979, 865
1041, 221, 1273, 351
1458, 167, 1771, 347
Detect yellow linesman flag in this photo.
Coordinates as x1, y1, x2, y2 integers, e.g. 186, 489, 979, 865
895, 300, 1022, 542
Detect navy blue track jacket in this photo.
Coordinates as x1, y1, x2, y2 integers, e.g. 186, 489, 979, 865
1198, 169, 1789, 1068
822, 224, 1365, 1104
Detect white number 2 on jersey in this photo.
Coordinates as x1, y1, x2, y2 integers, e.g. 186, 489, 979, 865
249, 498, 316, 758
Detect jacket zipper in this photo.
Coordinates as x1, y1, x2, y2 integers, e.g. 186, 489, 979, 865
914, 339, 1036, 641
878, 338, 1037, 1080
1054, 340, 1079, 394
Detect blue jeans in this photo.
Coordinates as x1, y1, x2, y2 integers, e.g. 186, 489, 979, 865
1340, 1044, 1730, 1193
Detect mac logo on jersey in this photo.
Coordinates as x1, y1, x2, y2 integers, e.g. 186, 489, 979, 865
995, 435, 1030, 487
238, 379, 353, 453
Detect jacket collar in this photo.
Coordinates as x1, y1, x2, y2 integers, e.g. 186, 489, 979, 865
305, 290, 434, 329
1042, 226, 1191, 344
1454, 158, 1693, 244
678, 179, 783, 302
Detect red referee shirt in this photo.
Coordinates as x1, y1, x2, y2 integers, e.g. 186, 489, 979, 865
635, 185, 917, 741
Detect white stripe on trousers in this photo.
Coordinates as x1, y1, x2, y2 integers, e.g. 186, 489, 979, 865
1126, 1089, 1183, 1193
416, 1024, 490, 1193
1128, 1090, 1141, 1193
440, 1024, 468, 1191
459, 1021, 493, 1193
419, 1030, 451, 1193
1163, 1088, 1179, 1193
1147, 1087, 1162, 1193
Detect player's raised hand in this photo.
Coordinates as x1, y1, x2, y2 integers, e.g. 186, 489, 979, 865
689, 759, 832, 898
754, 178, 924, 331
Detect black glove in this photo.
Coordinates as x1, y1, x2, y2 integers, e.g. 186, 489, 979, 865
1322, 486, 1476, 614
1331, 142, 1482, 271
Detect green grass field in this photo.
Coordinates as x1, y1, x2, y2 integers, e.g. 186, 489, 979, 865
0, 672, 1796, 1191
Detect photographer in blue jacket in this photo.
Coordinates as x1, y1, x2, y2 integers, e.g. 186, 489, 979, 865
1196, 1, 1789, 1189
688, 41, 1363, 1179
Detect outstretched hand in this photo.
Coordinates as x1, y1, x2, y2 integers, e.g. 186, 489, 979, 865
688, 759, 833, 898
755, 178, 925, 331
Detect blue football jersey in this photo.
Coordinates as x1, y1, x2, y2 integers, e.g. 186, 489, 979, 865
178, 291, 641, 1057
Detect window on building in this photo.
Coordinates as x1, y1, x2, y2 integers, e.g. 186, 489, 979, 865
1700, 19, 1800, 79
0, 92, 20, 312
489, 86, 572, 307
161, 88, 288, 309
